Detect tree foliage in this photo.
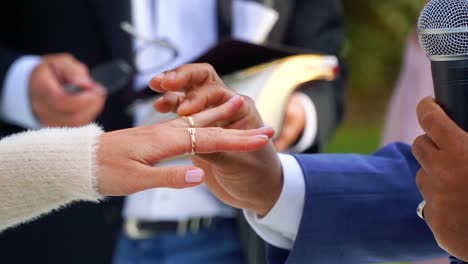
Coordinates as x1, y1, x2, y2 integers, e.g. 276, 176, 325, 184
342, 0, 427, 95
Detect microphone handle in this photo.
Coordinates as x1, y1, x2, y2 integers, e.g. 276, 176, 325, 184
432, 59, 468, 264
431, 59, 468, 131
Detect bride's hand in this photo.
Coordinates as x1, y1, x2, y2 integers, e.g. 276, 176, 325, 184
96, 97, 274, 196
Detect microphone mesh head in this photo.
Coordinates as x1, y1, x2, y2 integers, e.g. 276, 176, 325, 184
418, 0, 468, 57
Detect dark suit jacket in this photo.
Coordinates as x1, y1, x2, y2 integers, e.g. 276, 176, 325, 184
268, 143, 445, 264
0, 0, 344, 263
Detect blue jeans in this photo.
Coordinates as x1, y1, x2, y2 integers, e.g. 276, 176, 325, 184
113, 220, 244, 264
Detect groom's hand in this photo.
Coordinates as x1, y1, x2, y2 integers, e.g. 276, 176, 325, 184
151, 65, 307, 152
413, 97, 468, 260
149, 64, 283, 216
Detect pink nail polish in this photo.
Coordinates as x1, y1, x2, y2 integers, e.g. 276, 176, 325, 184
166, 71, 177, 81
228, 95, 241, 103
149, 73, 164, 90
156, 72, 165, 79
165, 92, 178, 104
255, 135, 269, 140
185, 169, 204, 183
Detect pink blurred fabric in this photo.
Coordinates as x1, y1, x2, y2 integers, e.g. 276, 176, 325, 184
382, 33, 434, 146
382, 33, 446, 264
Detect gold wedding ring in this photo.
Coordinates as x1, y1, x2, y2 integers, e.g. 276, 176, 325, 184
417, 200, 426, 220
187, 128, 197, 155
185, 116, 195, 128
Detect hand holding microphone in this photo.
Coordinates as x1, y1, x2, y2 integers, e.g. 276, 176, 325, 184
413, 97, 468, 262
413, 0, 468, 261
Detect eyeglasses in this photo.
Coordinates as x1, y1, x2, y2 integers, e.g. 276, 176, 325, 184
121, 21, 179, 75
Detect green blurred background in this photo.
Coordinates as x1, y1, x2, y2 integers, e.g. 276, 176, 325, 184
326, 0, 427, 155
328, 1, 429, 263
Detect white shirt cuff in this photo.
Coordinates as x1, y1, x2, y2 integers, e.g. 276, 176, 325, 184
289, 92, 318, 153
244, 153, 305, 250
1, 56, 42, 128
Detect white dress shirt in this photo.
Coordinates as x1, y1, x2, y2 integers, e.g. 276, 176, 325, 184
0, 56, 41, 128
0, 0, 311, 240
244, 154, 306, 250
125, 0, 316, 222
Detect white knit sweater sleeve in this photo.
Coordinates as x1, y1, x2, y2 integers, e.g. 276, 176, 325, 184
0, 124, 104, 231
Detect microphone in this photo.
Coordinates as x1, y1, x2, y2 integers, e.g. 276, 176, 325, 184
419, 0, 468, 131
419, 0, 468, 263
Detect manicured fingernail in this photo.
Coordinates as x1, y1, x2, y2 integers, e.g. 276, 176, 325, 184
165, 92, 178, 104
166, 71, 177, 81
255, 135, 269, 140
149, 73, 165, 89
155, 72, 165, 80
228, 95, 242, 103
185, 169, 204, 183
260, 126, 273, 130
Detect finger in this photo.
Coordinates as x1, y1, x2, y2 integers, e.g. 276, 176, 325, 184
416, 169, 430, 201
177, 84, 234, 116
38, 66, 69, 99
274, 138, 289, 152
274, 118, 305, 152
73, 79, 107, 94
56, 89, 106, 113
54, 56, 92, 85
163, 127, 273, 158
417, 97, 465, 150
190, 95, 244, 127
149, 63, 223, 92
412, 134, 442, 176
136, 166, 204, 190
215, 126, 275, 138
190, 128, 272, 153
422, 201, 435, 231
50, 55, 102, 93
153, 83, 231, 117
415, 169, 437, 226
149, 64, 237, 116
153, 92, 185, 113
149, 72, 165, 93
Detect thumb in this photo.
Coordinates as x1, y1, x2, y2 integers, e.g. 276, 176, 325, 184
137, 166, 205, 190
416, 96, 464, 150
55, 61, 97, 91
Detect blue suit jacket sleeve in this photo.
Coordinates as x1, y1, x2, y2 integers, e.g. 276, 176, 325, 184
268, 143, 445, 264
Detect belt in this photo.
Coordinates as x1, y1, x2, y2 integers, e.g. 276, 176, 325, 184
124, 217, 236, 239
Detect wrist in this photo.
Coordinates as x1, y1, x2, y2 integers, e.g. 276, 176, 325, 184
95, 131, 114, 195
253, 160, 283, 217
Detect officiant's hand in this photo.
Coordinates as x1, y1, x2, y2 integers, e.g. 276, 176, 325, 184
30, 53, 107, 127
97, 96, 273, 196
149, 64, 283, 216
273, 93, 306, 151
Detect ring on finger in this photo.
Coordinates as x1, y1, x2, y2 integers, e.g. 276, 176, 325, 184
184, 116, 196, 128
187, 128, 197, 155
417, 200, 427, 220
